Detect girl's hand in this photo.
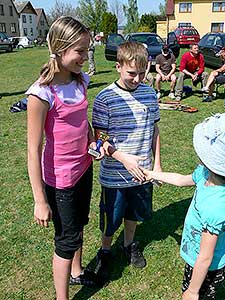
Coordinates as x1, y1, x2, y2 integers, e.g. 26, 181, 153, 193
89, 141, 105, 160
120, 153, 146, 182
182, 289, 199, 300
34, 202, 52, 227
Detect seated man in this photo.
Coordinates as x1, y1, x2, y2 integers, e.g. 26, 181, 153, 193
201, 46, 225, 102
175, 44, 208, 101
155, 44, 176, 101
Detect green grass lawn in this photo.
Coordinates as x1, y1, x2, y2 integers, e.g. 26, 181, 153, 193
0, 46, 225, 300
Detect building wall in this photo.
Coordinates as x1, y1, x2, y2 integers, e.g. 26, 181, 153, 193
36, 12, 48, 38
18, 12, 37, 39
0, 0, 19, 36
156, 20, 167, 39
168, 0, 225, 37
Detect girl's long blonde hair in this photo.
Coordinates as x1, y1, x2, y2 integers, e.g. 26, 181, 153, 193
40, 16, 90, 86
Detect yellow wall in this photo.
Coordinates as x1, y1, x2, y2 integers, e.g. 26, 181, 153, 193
168, 0, 225, 37
156, 20, 167, 38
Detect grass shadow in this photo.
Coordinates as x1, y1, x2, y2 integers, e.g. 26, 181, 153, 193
0, 91, 26, 97
72, 197, 191, 300
88, 82, 108, 89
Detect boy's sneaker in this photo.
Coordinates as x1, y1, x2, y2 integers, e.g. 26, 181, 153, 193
175, 96, 181, 101
94, 248, 111, 284
156, 91, 161, 100
168, 92, 175, 99
201, 86, 209, 93
121, 241, 146, 269
202, 95, 212, 102
69, 269, 100, 287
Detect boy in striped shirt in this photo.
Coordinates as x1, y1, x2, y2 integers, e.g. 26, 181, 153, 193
92, 41, 161, 283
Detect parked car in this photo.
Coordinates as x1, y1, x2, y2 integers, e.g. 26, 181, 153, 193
198, 32, 225, 68
9, 36, 33, 49
174, 26, 200, 47
105, 32, 180, 65
0, 32, 13, 52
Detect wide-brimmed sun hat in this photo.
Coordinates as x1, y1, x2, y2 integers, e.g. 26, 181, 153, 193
193, 113, 225, 176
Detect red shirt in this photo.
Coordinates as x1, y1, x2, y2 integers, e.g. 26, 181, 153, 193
179, 51, 205, 75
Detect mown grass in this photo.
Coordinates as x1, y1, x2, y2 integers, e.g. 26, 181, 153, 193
0, 46, 224, 300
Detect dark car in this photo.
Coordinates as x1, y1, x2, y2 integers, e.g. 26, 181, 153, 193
105, 32, 180, 65
198, 32, 225, 68
174, 26, 200, 47
0, 32, 13, 52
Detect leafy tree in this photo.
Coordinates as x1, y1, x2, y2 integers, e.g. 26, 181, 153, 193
139, 14, 156, 33
159, 0, 166, 16
123, 0, 139, 33
100, 12, 117, 40
47, 0, 79, 25
76, 0, 107, 33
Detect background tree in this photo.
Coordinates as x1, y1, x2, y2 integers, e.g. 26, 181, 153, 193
123, 0, 139, 34
76, 0, 107, 33
159, 0, 166, 16
100, 12, 117, 40
108, 0, 124, 26
47, 0, 79, 25
139, 14, 156, 33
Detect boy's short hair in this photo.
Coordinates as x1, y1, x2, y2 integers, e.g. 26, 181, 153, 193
117, 41, 148, 69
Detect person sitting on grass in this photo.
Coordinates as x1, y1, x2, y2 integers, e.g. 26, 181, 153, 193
155, 44, 177, 101
201, 46, 225, 102
174, 44, 208, 101
137, 113, 225, 300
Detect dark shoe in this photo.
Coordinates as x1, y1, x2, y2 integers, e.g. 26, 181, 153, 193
202, 95, 212, 102
94, 248, 111, 284
69, 269, 100, 287
121, 241, 146, 268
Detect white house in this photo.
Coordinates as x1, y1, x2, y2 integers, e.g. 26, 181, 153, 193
14, 1, 37, 40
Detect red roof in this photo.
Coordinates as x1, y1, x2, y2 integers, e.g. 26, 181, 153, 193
166, 0, 175, 15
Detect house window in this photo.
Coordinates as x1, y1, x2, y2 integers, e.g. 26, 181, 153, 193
40, 20, 44, 26
0, 4, 4, 15
22, 15, 27, 23
23, 28, 27, 36
179, 2, 192, 13
29, 15, 32, 23
30, 28, 33, 36
178, 22, 192, 27
0, 23, 6, 32
211, 22, 224, 32
39, 29, 42, 36
212, 2, 225, 12
9, 5, 13, 16
11, 23, 16, 33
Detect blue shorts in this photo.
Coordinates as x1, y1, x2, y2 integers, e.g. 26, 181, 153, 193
100, 183, 153, 236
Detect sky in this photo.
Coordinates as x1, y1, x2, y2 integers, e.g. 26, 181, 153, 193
30, 0, 165, 16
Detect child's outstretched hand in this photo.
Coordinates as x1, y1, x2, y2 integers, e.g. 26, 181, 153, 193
182, 289, 199, 300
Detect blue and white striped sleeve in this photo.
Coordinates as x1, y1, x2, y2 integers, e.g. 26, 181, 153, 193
92, 93, 109, 130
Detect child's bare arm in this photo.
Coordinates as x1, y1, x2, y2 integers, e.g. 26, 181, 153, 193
182, 230, 218, 300
140, 168, 194, 187
152, 123, 162, 172
101, 134, 145, 182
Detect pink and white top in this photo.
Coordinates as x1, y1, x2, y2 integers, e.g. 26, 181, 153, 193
26, 73, 92, 189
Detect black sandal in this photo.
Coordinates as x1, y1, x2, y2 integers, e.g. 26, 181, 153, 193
69, 269, 101, 287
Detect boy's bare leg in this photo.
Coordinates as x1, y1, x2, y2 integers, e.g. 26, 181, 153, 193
123, 219, 137, 247
102, 234, 113, 250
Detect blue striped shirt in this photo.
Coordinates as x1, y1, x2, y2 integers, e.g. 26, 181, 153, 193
92, 82, 160, 188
